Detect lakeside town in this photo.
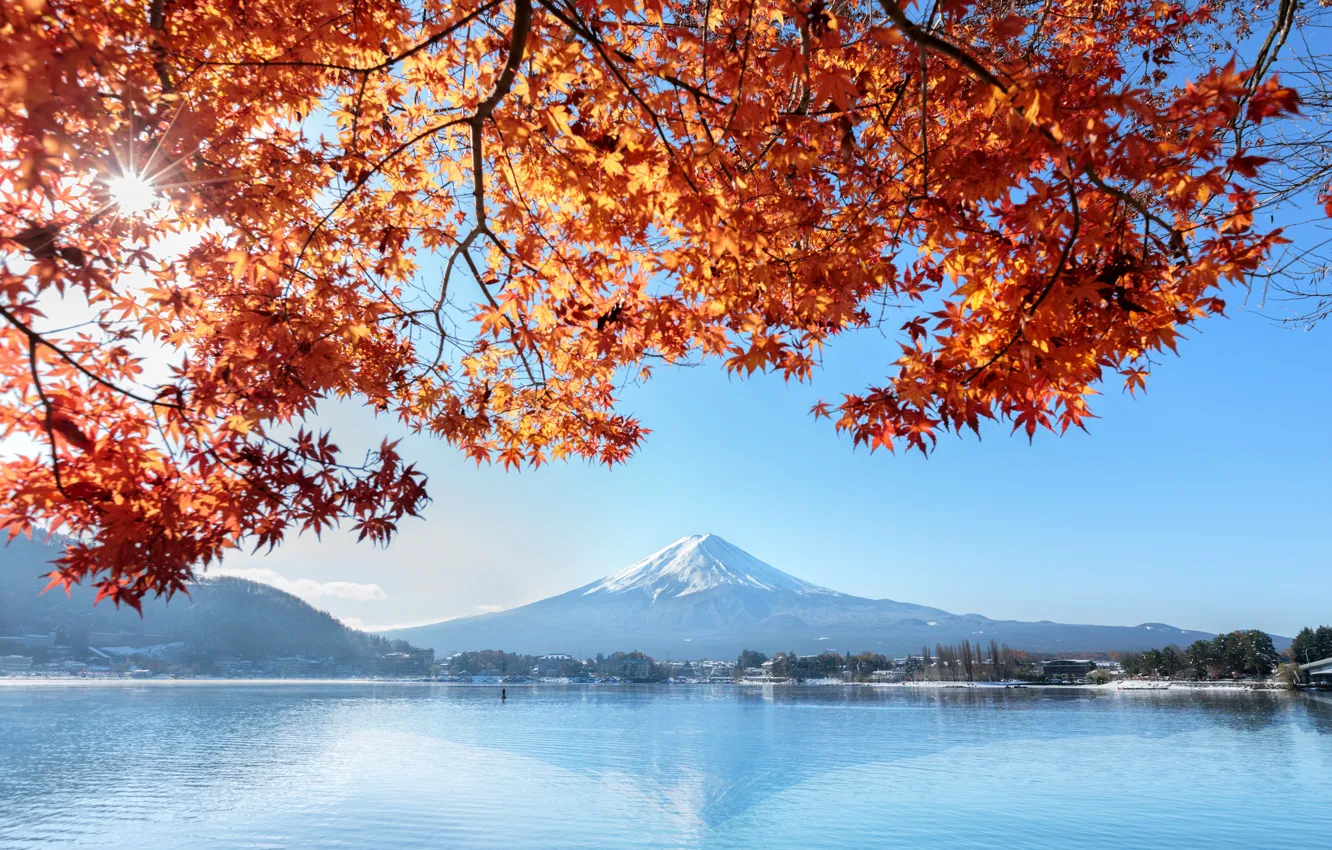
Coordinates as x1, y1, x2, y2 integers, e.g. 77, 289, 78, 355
5, 627, 1331, 690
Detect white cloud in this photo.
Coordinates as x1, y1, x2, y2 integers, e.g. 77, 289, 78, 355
340, 616, 441, 633
211, 567, 387, 603
342, 606, 502, 634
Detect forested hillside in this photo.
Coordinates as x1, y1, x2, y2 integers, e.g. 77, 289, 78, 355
1, 534, 415, 666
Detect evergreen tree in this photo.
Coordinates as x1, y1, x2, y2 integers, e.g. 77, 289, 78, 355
1291, 626, 1332, 664
1160, 646, 1183, 678
1121, 653, 1144, 677
1237, 630, 1280, 678
1187, 640, 1214, 679
736, 649, 767, 670
1141, 648, 1164, 676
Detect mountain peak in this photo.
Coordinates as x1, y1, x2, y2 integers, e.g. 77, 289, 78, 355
582, 534, 837, 601
390, 535, 1239, 657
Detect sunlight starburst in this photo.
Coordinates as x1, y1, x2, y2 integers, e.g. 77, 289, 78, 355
106, 172, 159, 216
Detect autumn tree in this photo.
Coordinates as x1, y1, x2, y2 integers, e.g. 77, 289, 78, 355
0, 0, 1308, 604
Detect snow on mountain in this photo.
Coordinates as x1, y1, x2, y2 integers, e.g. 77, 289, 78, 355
388, 534, 1223, 658
582, 534, 839, 600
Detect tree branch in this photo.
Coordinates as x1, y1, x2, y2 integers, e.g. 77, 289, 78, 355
0, 304, 184, 410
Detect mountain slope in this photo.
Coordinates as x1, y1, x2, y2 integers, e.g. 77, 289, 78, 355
583, 534, 838, 599
390, 534, 1227, 657
1, 534, 414, 665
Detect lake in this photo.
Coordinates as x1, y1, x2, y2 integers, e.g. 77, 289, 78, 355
1, 683, 1330, 849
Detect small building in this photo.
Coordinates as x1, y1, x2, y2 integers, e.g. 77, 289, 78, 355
599, 655, 652, 679
1300, 656, 1332, 685
1041, 659, 1097, 680
741, 670, 786, 683
871, 669, 904, 683
0, 655, 33, 673
536, 653, 574, 677
700, 662, 735, 681
213, 657, 254, 676
274, 657, 315, 677
379, 648, 435, 677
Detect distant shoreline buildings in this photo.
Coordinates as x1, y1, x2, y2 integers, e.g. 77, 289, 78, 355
0, 629, 437, 680
3, 627, 1328, 689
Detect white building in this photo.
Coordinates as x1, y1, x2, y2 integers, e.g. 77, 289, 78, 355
536, 654, 575, 677
0, 655, 34, 673
1300, 656, 1332, 685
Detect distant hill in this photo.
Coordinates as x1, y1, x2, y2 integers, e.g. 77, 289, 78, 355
389, 533, 1265, 658
0, 534, 415, 666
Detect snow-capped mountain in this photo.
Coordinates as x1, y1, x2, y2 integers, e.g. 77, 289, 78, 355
582, 534, 838, 599
388, 534, 1222, 658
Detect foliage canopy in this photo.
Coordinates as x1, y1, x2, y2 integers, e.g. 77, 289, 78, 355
0, 0, 1305, 603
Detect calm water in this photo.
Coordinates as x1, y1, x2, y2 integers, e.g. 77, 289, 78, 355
1, 684, 1330, 849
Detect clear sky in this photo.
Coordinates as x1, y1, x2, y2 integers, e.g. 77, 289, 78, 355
219, 293, 1331, 639
10, 19, 1322, 641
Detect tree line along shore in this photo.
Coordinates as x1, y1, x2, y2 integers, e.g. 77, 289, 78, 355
418, 627, 1331, 687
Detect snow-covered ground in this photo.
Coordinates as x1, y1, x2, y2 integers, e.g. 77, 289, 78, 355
93, 642, 187, 660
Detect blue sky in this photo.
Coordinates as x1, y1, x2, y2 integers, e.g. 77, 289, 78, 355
120, 11, 1329, 640
223, 293, 1331, 639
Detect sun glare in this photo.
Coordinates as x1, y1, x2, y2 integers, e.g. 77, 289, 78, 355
107, 172, 159, 216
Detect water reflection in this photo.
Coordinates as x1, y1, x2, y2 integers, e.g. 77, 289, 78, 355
1302, 692, 1332, 734
0, 684, 1329, 849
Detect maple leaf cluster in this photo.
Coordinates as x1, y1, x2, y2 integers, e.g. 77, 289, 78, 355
0, 0, 1301, 605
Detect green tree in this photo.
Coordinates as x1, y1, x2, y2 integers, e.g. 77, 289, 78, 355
1237, 630, 1280, 678
1121, 653, 1143, 677
1160, 646, 1183, 679
1291, 626, 1332, 664
1141, 648, 1164, 677
904, 655, 924, 680
1186, 640, 1213, 679
1212, 632, 1244, 677
736, 649, 768, 670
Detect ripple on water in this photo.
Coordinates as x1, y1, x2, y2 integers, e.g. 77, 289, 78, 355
0, 685, 1329, 849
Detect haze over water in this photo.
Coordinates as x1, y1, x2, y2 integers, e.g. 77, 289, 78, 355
2, 684, 1330, 849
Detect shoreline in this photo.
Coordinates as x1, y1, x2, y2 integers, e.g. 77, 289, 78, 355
0, 676, 1300, 693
